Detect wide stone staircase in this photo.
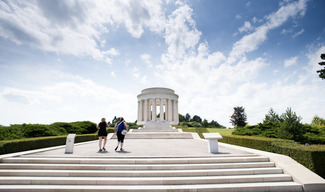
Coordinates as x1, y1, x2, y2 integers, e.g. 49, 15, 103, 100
0, 153, 303, 191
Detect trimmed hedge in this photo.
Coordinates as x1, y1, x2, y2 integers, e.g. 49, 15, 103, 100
0, 126, 132, 155
222, 135, 325, 179
0, 134, 97, 155
182, 127, 325, 179
180, 122, 202, 127
0, 121, 97, 141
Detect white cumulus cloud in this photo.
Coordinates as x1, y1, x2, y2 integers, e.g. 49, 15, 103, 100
284, 56, 298, 68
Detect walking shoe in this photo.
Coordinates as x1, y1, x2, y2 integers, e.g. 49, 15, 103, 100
103, 148, 106, 151
115, 146, 118, 151
99, 149, 102, 152
120, 148, 124, 151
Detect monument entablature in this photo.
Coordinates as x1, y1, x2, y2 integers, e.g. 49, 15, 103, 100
137, 87, 179, 125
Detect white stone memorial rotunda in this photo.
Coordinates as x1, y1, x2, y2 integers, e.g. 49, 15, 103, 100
137, 87, 179, 126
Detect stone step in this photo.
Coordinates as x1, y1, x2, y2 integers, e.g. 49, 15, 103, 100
22, 153, 259, 159
0, 153, 304, 192
111, 132, 194, 139
131, 129, 179, 132
2, 156, 270, 164
0, 162, 276, 170
0, 174, 293, 185
0, 167, 282, 177
0, 182, 303, 192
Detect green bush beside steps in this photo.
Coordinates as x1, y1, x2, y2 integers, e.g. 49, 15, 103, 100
182, 127, 325, 179
0, 127, 127, 155
0, 121, 97, 141
0, 134, 98, 155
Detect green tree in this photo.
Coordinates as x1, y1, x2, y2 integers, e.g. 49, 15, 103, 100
317, 53, 325, 79
178, 114, 185, 122
278, 108, 306, 142
263, 108, 281, 123
311, 115, 325, 128
185, 113, 191, 122
192, 115, 202, 124
202, 119, 209, 127
209, 120, 222, 128
230, 106, 247, 127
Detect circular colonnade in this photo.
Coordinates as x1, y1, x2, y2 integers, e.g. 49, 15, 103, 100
137, 87, 179, 125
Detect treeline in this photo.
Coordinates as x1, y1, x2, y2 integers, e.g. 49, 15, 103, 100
178, 113, 225, 128
232, 108, 325, 144
0, 121, 97, 141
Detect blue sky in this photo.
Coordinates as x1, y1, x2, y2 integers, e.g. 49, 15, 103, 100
0, 0, 325, 127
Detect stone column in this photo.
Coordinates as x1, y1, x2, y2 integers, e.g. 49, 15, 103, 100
173, 100, 177, 122
139, 100, 143, 122
148, 99, 151, 121
160, 98, 164, 121
175, 101, 179, 122
165, 99, 168, 121
152, 98, 156, 121
144, 99, 148, 122
137, 101, 140, 122
167, 99, 172, 121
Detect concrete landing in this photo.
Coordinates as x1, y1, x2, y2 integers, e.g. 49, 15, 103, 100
26, 135, 249, 157
110, 132, 194, 139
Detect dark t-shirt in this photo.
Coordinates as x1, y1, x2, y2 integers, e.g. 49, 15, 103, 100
98, 122, 108, 136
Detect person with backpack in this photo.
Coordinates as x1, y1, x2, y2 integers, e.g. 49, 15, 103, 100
114, 117, 128, 151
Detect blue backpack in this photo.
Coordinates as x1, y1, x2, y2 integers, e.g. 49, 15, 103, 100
117, 122, 125, 132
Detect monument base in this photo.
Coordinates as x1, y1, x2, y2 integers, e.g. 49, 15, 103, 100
143, 121, 172, 129
133, 121, 179, 132
111, 121, 193, 139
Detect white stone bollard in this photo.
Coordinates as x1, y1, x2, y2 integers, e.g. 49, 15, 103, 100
203, 133, 223, 154
65, 134, 76, 154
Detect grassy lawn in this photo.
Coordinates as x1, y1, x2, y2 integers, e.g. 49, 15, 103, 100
179, 127, 233, 138
205, 128, 233, 135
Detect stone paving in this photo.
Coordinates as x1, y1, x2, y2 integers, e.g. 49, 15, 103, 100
28, 136, 250, 157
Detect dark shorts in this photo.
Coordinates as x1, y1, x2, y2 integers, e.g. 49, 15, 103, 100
117, 131, 125, 143
98, 129, 107, 137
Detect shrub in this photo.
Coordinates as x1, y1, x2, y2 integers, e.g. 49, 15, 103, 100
70, 121, 97, 133
259, 122, 280, 138
180, 122, 189, 127
232, 122, 280, 138
180, 121, 202, 127
49, 121, 97, 134
0, 125, 24, 140
48, 123, 68, 135
0, 134, 97, 155
232, 125, 261, 136
182, 127, 325, 178
222, 134, 325, 179
50, 122, 81, 134
0, 136, 67, 155
22, 124, 61, 138
0, 121, 98, 141
278, 108, 306, 142
127, 122, 139, 129
305, 133, 325, 144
